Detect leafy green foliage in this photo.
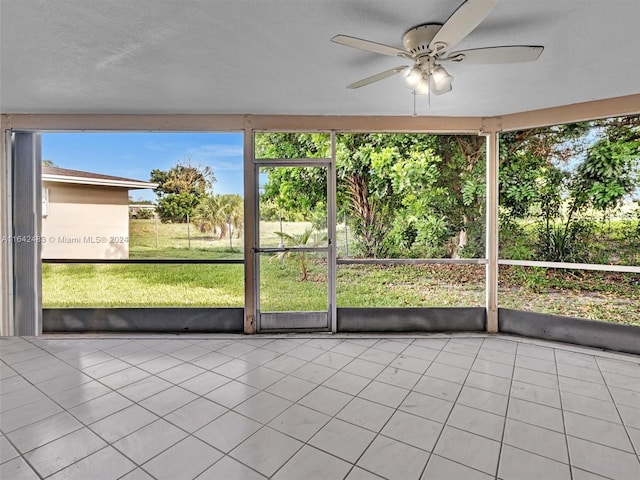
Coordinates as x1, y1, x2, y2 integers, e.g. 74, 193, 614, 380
260, 166, 327, 221
156, 192, 200, 223
151, 159, 215, 222
273, 227, 321, 281
498, 217, 536, 260
535, 221, 593, 263
130, 208, 154, 219
573, 135, 639, 212
192, 194, 243, 240
255, 132, 331, 159
500, 115, 639, 263
257, 132, 487, 259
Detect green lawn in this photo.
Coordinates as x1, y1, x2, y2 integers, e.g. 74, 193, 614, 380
42, 219, 639, 326
43, 263, 243, 307
337, 264, 484, 308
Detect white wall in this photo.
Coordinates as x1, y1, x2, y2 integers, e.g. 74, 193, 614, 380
41, 183, 130, 259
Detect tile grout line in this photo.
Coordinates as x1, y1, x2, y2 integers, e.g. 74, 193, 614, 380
556, 356, 640, 458
226, 338, 388, 479
122, 337, 335, 479
202, 338, 640, 477
2, 375, 140, 480
0, 338, 106, 479
265, 337, 465, 479
76, 341, 267, 480
4, 338, 247, 480
417, 337, 487, 480
337, 337, 434, 480
272, 337, 509, 479
101, 340, 303, 479
553, 346, 574, 480
0, 427, 47, 480
267, 337, 416, 480
4, 335, 639, 480
594, 352, 640, 465
491, 338, 519, 480
188, 337, 398, 480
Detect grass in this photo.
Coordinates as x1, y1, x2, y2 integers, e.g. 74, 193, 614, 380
260, 255, 327, 311
42, 219, 640, 326
337, 264, 484, 308
42, 264, 244, 307
498, 266, 640, 326
128, 218, 321, 257
128, 219, 244, 258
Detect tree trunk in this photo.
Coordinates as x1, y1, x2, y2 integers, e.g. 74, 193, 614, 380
219, 223, 228, 239
346, 173, 379, 257
299, 252, 308, 281
451, 214, 469, 259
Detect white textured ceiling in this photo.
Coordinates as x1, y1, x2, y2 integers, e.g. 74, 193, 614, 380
1, 0, 639, 117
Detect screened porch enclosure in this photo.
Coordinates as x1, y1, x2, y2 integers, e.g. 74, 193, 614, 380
3, 113, 639, 354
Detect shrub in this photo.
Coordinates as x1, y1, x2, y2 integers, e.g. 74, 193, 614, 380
132, 208, 155, 220
499, 220, 535, 260
535, 220, 593, 263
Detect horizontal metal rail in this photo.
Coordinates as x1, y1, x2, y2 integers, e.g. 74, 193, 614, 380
257, 247, 329, 254
43, 257, 638, 271
42, 258, 244, 264
337, 258, 487, 265
255, 157, 331, 162
498, 259, 640, 273
255, 158, 331, 167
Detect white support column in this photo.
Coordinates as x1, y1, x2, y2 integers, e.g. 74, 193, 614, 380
11, 132, 42, 336
328, 132, 337, 333
243, 119, 256, 334
485, 129, 499, 333
0, 126, 12, 335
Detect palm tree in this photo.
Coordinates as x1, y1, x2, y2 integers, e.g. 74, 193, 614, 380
218, 194, 243, 241
192, 195, 224, 235
274, 227, 318, 281
192, 194, 244, 247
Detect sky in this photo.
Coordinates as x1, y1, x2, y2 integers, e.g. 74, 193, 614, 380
41, 132, 244, 202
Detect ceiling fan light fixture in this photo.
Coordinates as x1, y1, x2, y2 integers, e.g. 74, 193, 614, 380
404, 65, 423, 88
414, 75, 430, 95
431, 65, 453, 93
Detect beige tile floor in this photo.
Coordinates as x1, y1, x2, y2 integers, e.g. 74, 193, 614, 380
1, 333, 639, 479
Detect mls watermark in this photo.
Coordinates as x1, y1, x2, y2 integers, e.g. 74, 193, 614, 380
1, 235, 129, 244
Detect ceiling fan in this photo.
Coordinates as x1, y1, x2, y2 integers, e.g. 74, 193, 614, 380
331, 0, 543, 96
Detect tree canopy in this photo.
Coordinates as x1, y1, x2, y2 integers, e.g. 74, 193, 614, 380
256, 115, 639, 261
192, 193, 243, 240
151, 159, 215, 222
257, 132, 486, 258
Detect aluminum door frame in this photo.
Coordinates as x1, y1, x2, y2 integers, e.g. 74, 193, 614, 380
253, 143, 336, 332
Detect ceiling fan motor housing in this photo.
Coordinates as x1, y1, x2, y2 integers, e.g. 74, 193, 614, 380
402, 24, 443, 57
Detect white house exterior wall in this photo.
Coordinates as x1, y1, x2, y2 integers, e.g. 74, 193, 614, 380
41, 182, 130, 259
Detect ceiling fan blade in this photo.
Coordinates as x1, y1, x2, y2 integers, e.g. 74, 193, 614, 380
430, 0, 498, 53
445, 46, 544, 64
347, 66, 409, 89
332, 35, 410, 58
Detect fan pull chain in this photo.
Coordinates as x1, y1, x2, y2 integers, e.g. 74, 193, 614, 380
412, 80, 432, 116
412, 91, 417, 117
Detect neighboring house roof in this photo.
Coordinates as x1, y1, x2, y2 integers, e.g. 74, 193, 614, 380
42, 166, 157, 190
